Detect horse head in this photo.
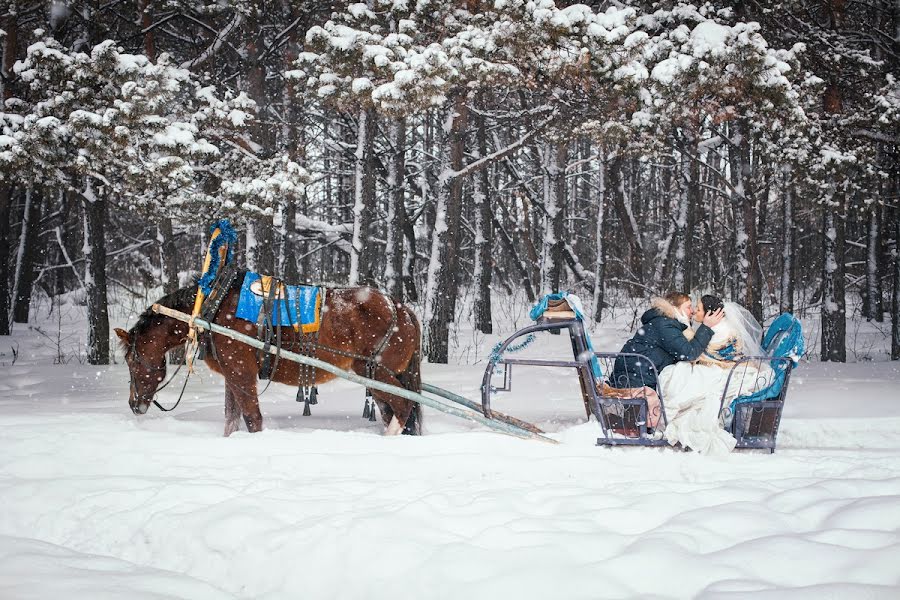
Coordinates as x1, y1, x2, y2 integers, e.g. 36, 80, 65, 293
115, 327, 167, 415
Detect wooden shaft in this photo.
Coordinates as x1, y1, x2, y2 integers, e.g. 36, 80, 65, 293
420, 383, 545, 435
152, 304, 557, 444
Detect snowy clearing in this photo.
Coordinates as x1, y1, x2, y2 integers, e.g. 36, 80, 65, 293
1, 303, 899, 599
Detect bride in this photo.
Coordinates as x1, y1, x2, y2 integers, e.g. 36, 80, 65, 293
657, 295, 772, 455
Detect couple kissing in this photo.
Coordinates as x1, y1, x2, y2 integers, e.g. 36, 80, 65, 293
610, 292, 771, 455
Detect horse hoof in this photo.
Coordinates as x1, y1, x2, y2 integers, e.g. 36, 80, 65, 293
385, 415, 404, 436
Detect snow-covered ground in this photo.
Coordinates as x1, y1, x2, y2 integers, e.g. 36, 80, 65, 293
1, 294, 898, 599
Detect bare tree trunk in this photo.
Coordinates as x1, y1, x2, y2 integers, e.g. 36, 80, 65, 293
685, 137, 699, 292
893, 209, 900, 360
780, 168, 795, 314
472, 113, 492, 334
608, 153, 643, 293
11, 187, 42, 325
425, 92, 467, 363
81, 183, 110, 365
385, 117, 406, 298
0, 185, 12, 336
402, 208, 418, 301
543, 141, 568, 294
349, 105, 376, 286
156, 218, 179, 294
1, 5, 18, 103
672, 145, 691, 291
821, 188, 846, 362
728, 120, 763, 321
0, 9, 19, 335
138, 0, 183, 297
243, 7, 276, 276
592, 156, 606, 324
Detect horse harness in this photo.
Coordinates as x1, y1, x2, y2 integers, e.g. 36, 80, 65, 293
199, 268, 400, 420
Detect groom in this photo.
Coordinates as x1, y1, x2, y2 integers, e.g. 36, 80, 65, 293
609, 292, 725, 390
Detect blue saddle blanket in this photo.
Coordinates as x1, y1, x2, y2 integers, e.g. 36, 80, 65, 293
234, 272, 323, 333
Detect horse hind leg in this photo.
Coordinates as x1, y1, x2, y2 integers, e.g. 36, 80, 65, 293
397, 350, 423, 436
363, 365, 419, 437
223, 385, 241, 437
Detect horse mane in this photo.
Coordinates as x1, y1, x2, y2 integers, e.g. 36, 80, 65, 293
124, 285, 199, 346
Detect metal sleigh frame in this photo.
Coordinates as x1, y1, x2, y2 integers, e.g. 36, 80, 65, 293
481, 317, 795, 453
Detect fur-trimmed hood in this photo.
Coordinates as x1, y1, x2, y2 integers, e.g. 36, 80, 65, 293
642, 297, 691, 328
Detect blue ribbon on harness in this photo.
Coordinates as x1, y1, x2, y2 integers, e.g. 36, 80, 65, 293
198, 219, 237, 297
729, 313, 804, 410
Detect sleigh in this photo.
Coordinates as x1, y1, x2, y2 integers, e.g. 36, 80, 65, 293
482, 303, 803, 454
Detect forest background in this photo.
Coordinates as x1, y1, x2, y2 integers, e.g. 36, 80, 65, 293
1, 0, 898, 365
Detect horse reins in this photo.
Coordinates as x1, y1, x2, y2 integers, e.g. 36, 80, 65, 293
128, 332, 197, 412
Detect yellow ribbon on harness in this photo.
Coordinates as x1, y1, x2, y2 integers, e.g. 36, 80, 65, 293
186, 225, 230, 371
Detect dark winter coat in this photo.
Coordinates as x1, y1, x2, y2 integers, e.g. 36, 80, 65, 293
609, 298, 714, 390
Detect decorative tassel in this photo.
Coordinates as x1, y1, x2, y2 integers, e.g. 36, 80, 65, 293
295, 386, 306, 404
362, 398, 371, 419
308, 386, 318, 405
303, 397, 312, 416
368, 401, 378, 422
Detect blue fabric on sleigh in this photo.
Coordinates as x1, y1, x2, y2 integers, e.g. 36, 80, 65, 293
529, 292, 602, 379
235, 272, 322, 333
729, 313, 804, 410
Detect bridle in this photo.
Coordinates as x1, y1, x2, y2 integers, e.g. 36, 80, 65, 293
127, 331, 195, 412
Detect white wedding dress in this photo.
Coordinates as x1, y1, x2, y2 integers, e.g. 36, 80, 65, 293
657, 303, 773, 455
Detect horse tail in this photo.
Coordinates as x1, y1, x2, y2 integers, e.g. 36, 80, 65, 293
399, 308, 423, 436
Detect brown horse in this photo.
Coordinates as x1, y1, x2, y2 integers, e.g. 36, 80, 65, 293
115, 276, 423, 436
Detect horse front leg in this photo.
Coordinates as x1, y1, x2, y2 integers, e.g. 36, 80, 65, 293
223, 385, 241, 437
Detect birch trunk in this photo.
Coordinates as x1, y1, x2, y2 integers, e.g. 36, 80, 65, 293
672, 149, 690, 291
591, 156, 606, 324
245, 222, 257, 272
864, 206, 881, 321
281, 200, 300, 283
385, 117, 406, 299
425, 93, 468, 364
349, 105, 376, 286
779, 168, 795, 314
1, 5, 17, 103
821, 188, 846, 362
892, 211, 899, 360
81, 182, 110, 365
12, 187, 42, 325
157, 218, 178, 295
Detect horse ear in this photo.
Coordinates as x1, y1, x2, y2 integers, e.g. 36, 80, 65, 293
114, 328, 130, 345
